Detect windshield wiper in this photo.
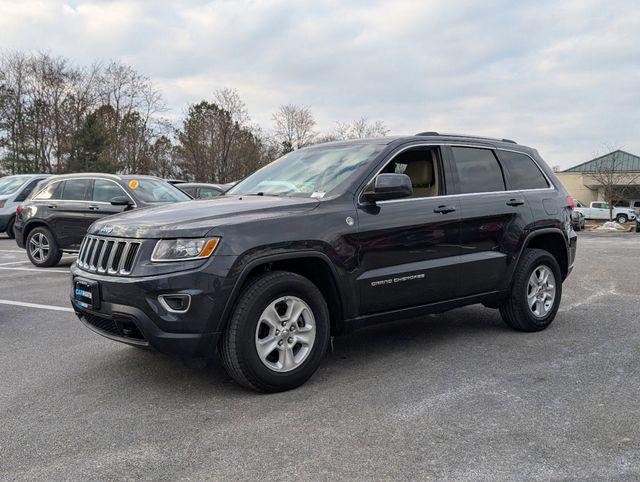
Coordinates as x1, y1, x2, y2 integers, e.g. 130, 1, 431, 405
244, 192, 280, 197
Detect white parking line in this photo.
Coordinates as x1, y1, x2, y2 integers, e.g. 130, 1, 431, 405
0, 260, 30, 266
0, 249, 24, 253
0, 266, 69, 274
0, 299, 74, 312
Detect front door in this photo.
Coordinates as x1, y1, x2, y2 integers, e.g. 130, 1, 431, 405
55, 178, 94, 249
354, 145, 463, 315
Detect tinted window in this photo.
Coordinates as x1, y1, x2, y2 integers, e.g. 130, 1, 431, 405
452, 147, 505, 193
593, 202, 606, 209
199, 187, 223, 198
93, 179, 127, 203
33, 181, 64, 200
61, 179, 91, 201
499, 151, 549, 189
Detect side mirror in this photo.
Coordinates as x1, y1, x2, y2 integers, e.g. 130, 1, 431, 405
110, 196, 133, 207
362, 173, 413, 203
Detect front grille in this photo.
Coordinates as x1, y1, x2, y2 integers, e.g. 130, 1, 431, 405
77, 235, 141, 275
83, 312, 120, 336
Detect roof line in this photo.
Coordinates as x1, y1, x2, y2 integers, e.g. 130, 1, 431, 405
563, 149, 640, 172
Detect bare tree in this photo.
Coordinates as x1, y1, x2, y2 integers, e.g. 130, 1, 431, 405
586, 146, 640, 221
272, 104, 317, 153
333, 117, 389, 140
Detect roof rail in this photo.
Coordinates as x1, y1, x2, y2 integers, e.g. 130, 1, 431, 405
414, 132, 517, 144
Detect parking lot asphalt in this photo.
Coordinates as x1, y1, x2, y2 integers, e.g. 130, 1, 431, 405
1, 233, 639, 480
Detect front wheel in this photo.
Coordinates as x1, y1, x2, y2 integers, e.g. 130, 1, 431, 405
220, 271, 330, 392
26, 227, 63, 267
616, 214, 628, 224
500, 248, 562, 332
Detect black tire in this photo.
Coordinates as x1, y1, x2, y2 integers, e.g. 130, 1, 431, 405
5, 216, 15, 239
500, 248, 562, 332
25, 227, 63, 267
616, 214, 628, 224
220, 271, 330, 393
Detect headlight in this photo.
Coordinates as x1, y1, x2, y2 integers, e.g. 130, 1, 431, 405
151, 237, 220, 262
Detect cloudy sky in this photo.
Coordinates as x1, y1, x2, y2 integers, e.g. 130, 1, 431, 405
1, 0, 639, 168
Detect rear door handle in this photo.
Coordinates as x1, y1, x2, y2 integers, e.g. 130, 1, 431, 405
88, 205, 100, 211
433, 205, 456, 214
506, 198, 525, 206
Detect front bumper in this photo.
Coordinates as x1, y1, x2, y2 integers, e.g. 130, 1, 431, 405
70, 257, 237, 358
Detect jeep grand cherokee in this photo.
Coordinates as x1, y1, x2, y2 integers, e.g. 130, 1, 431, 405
70, 132, 577, 392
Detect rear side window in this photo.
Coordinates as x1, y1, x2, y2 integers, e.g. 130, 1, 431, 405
499, 151, 549, 189
199, 187, 223, 198
61, 179, 92, 201
452, 147, 505, 194
33, 181, 64, 200
93, 179, 127, 203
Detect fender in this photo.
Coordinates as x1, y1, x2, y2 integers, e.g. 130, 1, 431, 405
509, 227, 569, 281
219, 250, 349, 332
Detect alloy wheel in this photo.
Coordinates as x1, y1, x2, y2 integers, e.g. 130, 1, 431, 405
527, 265, 556, 318
29, 233, 50, 262
254, 296, 317, 372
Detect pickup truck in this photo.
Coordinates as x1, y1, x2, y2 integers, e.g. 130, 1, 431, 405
574, 201, 637, 224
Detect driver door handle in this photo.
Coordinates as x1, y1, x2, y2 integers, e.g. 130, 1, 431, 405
433, 205, 456, 214
47, 204, 57, 209
88, 205, 100, 211
506, 198, 525, 207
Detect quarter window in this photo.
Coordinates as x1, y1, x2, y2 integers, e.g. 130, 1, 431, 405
33, 181, 64, 200
499, 151, 549, 189
93, 179, 127, 203
452, 147, 505, 194
61, 179, 92, 201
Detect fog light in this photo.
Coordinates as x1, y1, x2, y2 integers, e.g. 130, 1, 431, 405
158, 294, 191, 313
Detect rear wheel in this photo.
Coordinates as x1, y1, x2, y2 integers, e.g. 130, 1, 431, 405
220, 271, 330, 392
5, 216, 15, 239
500, 248, 562, 332
26, 227, 62, 267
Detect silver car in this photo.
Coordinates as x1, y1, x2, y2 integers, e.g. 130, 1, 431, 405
0, 174, 51, 238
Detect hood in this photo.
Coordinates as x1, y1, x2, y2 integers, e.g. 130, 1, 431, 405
89, 195, 320, 238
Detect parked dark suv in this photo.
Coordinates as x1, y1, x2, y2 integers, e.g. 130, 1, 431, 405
70, 133, 577, 392
15, 173, 191, 267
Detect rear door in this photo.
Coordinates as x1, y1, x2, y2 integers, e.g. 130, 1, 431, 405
451, 146, 532, 297
55, 179, 93, 249
355, 144, 464, 314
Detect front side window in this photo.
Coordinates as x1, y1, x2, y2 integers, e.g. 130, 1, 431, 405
61, 179, 92, 201
499, 151, 549, 190
127, 179, 191, 203
228, 144, 385, 198
452, 147, 505, 194
380, 147, 441, 198
93, 179, 127, 203
0, 176, 28, 196
33, 181, 64, 200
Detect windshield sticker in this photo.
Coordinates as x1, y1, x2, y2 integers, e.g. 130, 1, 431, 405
310, 191, 326, 198
129, 180, 139, 189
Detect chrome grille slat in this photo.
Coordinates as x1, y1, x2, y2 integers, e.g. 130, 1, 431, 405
76, 235, 142, 276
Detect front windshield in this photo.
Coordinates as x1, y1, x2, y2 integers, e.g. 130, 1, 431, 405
228, 144, 384, 198
0, 176, 28, 196
127, 178, 191, 203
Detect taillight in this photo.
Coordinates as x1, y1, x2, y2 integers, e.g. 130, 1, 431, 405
565, 196, 574, 210
15, 205, 24, 216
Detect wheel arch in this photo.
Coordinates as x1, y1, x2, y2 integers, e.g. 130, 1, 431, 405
519, 228, 570, 280
22, 220, 55, 246
221, 251, 347, 336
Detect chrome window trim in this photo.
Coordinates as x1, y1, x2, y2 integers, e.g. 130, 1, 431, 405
357, 142, 555, 206
31, 177, 137, 207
